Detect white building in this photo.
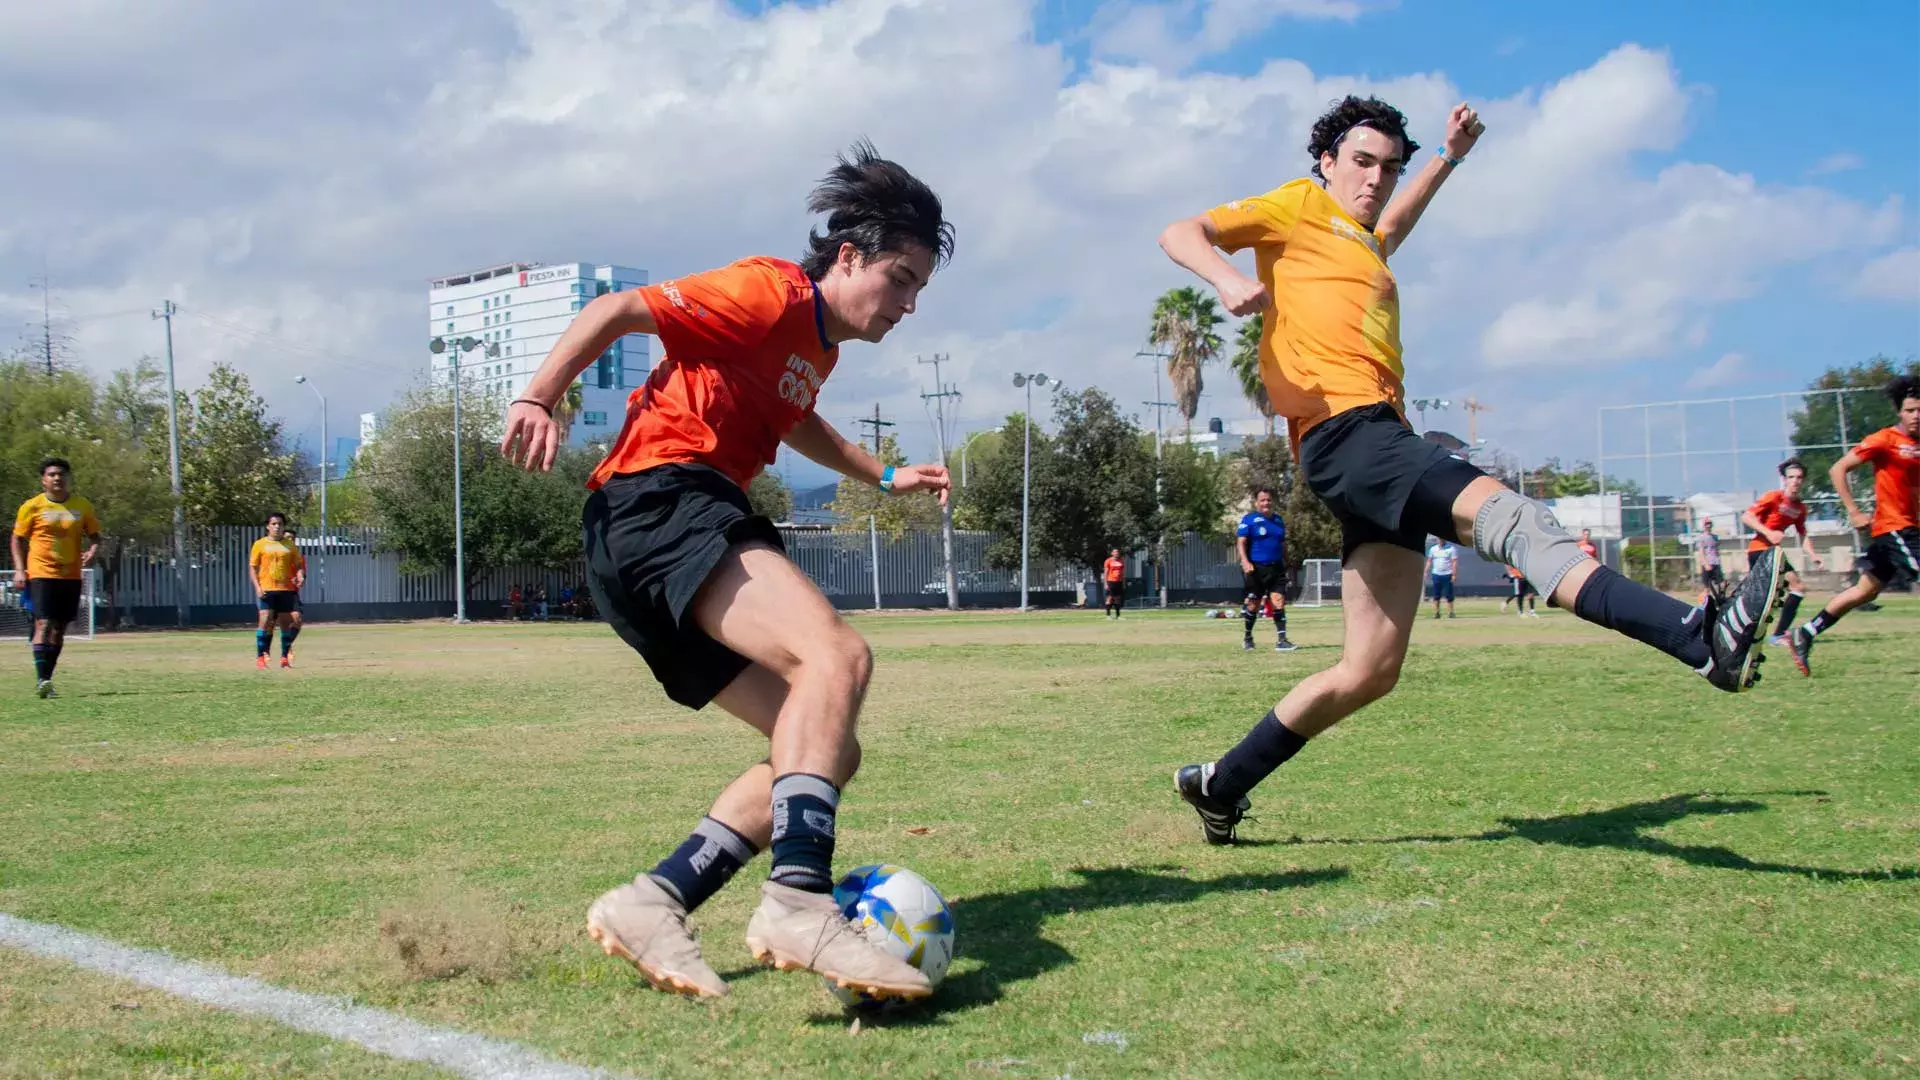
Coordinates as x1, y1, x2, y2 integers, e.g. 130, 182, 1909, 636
1162, 417, 1278, 458
428, 261, 651, 443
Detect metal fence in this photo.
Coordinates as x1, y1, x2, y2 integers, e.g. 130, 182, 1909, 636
91, 525, 1253, 624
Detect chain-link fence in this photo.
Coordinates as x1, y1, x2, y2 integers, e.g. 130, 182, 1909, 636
1595, 388, 1881, 588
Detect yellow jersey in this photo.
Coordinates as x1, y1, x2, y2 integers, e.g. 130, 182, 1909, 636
250, 536, 306, 592
13, 493, 102, 580
1208, 178, 1404, 452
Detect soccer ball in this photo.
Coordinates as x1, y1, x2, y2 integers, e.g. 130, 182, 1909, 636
826, 863, 955, 1007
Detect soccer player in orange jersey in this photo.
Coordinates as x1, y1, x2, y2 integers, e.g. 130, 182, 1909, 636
500, 142, 952, 1001
250, 512, 307, 669
1103, 548, 1127, 618
1787, 375, 1920, 675
10, 458, 101, 698
1157, 96, 1786, 845
1741, 460, 1824, 648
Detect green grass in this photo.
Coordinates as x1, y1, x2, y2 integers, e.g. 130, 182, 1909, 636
2, 599, 1916, 1079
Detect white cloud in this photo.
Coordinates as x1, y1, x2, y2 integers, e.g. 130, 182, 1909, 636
1090, 0, 1371, 71
1850, 248, 1920, 305
0, 1, 1907, 480
1809, 152, 1863, 176
1683, 352, 1748, 390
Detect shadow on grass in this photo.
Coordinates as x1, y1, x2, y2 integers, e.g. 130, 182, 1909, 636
807, 863, 1348, 1025
1267, 790, 1917, 882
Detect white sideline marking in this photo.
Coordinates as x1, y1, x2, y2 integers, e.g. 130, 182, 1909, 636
0, 913, 631, 1080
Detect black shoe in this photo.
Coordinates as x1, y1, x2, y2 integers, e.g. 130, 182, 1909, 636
1274, 637, 1298, 652
1242, 637, 1255, 651
1175, 764, 1250, 845
1699, 547, 1785, 692
1788, 626, 1814, 677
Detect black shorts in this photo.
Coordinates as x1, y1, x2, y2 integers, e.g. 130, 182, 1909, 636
1243, 562, 1287, 599
1104, 580, 1125, 603
1299, 403, 1487, 561
1429, 574, 1455, 602
27, 578, 81, 625
258, 590, 301, 615
1700, 566, 1726, 591
1860, 527, 1920, 589
1509, 575, 1537, 599
583, 463, 785, 710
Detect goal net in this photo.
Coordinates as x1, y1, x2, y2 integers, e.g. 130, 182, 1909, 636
0, 569, 98, 641
1295, 558, 1342, 607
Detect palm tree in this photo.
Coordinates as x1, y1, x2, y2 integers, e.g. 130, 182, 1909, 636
552, 381, 586, 445
1230, 312, 1276, 435
1147, 286, 1224, 436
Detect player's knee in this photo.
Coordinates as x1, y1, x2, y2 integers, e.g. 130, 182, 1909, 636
1472, 489, 1586, 596
810, 625, 871, 689
1332, 656, 1401, 706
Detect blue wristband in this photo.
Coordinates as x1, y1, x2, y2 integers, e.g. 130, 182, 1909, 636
1439, 151, 1465, 167
879, 465, 896, 492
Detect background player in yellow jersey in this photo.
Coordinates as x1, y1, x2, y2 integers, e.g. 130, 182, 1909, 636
250, 512, 306, 669
11, 458, 102, 698
1157, 95, 1787, 844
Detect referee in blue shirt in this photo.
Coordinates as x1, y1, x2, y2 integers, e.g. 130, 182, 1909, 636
1237, 488, 1297, 652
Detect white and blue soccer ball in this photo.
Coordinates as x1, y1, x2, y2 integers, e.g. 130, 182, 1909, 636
827, 863, 955, 1007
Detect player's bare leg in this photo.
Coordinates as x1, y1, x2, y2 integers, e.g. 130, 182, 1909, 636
1787, 570, 1883, 676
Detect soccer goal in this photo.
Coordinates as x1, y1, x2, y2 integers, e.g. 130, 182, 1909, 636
0, 569, 98, 642
1295, 558, 1342, 607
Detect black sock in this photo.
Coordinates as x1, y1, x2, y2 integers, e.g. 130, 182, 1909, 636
1573, 566, 1710, 668
1210, 709, 1309, 803
1274, 610, 1287, 638
46, 641, 61, 677
769, 773, 838, 892
281, 626, 300, 656
1242, 609, 1256, 639
1777, 591, 1804, 630
256, 629, 270, 657
1806, 608, 1842, 637
32, 643, 50, 682
649, 816, 758, 913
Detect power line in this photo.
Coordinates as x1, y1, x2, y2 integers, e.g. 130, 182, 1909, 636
852, 404, 894, 456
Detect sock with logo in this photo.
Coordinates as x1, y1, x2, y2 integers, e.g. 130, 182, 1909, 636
1805, 608, 1843, 638
768, 773, 839, 893
1573, 565, 1710, 667
1242, 607, 1256, 640
648, 816, 759, 913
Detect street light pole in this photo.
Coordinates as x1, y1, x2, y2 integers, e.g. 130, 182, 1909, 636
430, 335, 494, 623
1012, 372, 1058, 612
958, 426, 1002, 488
153, 301, 188, 626
294, 375, 328, 602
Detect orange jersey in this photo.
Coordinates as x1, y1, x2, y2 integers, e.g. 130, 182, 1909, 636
12, 494, 101, 580
1855, 426, 1920, 534
1745, 490, 1808, 553
590, 257, 838, 492
1103, 557, 1125, 583
250, 536, 306, 591
1208, 178, 1403, 453
1577, 539, 1598, 560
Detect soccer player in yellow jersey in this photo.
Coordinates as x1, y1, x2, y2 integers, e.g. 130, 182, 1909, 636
1158, 96, 1788, 844
249, 512, 306, 669
11, 458, 102, 698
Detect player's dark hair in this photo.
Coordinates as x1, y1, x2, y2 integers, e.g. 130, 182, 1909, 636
266, 511, 287, 526
38, 457, 71, 476
800, 139, 954, 281
1778, 458, 1806, 477
1254, 486, 1276, 499
1308, 96, 1420, 182
1888, 374, 1920, 407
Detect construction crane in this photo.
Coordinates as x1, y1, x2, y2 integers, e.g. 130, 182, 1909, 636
1463, 397, 1492, 444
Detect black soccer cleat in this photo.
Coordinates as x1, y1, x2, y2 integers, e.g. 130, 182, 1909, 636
1787, 626, 1814, 677
1274, 637, 1299, 652
1698, 547, 1785, 693
1175, 764, 1251, 845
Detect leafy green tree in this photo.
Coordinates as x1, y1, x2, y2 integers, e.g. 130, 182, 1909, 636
1790, 355, 1919, 496
954, 411, 1054, 570
1229, 313, 1276, 435
171, 363, 302, 526
1148, 286, 1224, 435
1158, 441, 1230, 541
1230, 435, 1341, 569
1032, 388, 1160, 572
747, 470, 794, 523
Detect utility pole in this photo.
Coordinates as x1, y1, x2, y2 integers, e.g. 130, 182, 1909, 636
854, 403, 895, 456
152, 301, 188, 627
853, 405, 895, 611
1137, 348, 1175, 607
919, 354, 962, 610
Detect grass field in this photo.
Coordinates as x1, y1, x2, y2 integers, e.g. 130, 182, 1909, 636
2, 598, 1916, 1079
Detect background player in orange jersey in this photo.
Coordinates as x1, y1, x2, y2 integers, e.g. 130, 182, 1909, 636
249, 512, 307, 669
501, 142, 952, 1002
1741, 460, 1824, 647
1158, 94, 1785, 846
11, 458, 101, 698
1103, 548, 1127, 618
1787, 375, 1920, 674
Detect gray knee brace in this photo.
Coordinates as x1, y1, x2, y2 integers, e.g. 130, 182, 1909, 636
1472, 490, 1589, 598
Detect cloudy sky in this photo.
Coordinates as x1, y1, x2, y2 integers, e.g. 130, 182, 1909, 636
3, 0, 1916, 492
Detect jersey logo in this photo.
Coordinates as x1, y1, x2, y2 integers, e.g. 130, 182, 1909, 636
778, 354, 823, 410
1329, 216, 1381, 255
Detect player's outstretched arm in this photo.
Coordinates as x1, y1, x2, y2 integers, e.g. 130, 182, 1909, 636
502, 291, 659, 472
783, 413, 950, 505
1829, 450, 1871, 529
1375, 103, 1483, 259
1158, 215, 1270, 318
